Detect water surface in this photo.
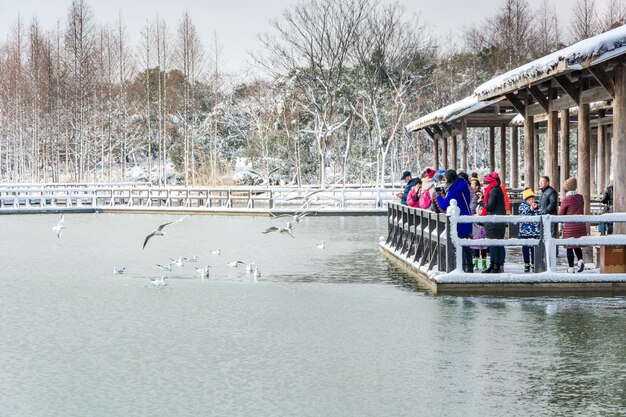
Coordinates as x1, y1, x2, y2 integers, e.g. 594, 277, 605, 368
0, 214, 624, 416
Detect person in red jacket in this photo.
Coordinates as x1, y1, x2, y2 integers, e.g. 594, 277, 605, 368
558, 177, 586, 273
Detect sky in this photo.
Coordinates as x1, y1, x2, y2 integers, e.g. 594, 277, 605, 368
0, 0, 575, 74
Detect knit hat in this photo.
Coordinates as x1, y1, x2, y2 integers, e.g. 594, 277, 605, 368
482, 172, 499, 184
401, 171, 411, 180
424, 168, 435, 178
563, 177, 577, 192
522, 188, 535, 201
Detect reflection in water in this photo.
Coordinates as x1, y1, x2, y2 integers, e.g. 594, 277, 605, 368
0, 214, 623, 416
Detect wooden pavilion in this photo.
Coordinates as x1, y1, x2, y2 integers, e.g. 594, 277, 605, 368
406, 25, 626, 230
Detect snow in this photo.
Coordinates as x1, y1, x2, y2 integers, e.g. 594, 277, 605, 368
475, 25, 626, 98
405, 96, 503, 132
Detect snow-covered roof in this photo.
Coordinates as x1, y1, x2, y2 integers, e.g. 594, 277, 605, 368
405, 96, 503, 132
475, 25, 626, 99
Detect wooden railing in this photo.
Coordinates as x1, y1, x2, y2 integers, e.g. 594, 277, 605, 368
385, 203, 455, 273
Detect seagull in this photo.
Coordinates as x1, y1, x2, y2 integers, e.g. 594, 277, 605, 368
262, 225, 295, 238
316, 241, 325, 249
210, 249, 221, 256
195, 265, 211, 280
142, 216, 187, 249
170, 257, 186, 267
271, 210, 316, 223
156, 263, 173, 271
52, 214, 65, 239
228, 260, 246, 267
186, 255, 198, 263
253, 266, 261, 281
245, 262, 256, 273
113, 267, 126, 274
150, 276, 168, 287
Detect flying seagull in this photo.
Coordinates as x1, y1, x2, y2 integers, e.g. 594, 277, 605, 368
270, 210, 316, 223
52, 214, 65, 239
156, 263, 173, 271
228, 260, 246, 267
262, 224, 294, 238
113, 267, 126, 274
142, 216, 187, 249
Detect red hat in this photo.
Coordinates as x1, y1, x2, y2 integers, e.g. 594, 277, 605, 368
423, 168, 435, 179
482, 172, 499, 184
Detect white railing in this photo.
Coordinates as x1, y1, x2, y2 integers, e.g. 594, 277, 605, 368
446, 199, 626, 280
0, 185, 401, 212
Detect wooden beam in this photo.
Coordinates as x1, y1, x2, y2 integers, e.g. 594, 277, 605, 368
559, 109, 570, 197
511, 126, 519, 188
505, 93, 526, 117
528, 85, 549, 113
432, 125, 444, 137
554, 75, 580, 104
441, 123, 453, 137
423, 127, 436, 140
499, 125, 506, 185
441, 134, 448, 169
524, 93, 535, 188
578, 102, 591, 216
460, 120, 468, 172
451, 134, 458, 169
489, 126, 496, 172
613, 63, 626, 232
589, 66, 615, 98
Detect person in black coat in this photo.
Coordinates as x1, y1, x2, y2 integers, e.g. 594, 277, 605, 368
478, 172, 506, 273
397, 171, 418, 205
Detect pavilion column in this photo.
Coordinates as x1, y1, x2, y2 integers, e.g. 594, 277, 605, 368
597, 110, 606, 192
499, 125, 506, 185
591, 131, 598, 195
524, 113, 535, 189
434, 136, 440, 169
534, 129, 540, 189
441, 135, 448, 169
560, 109, 570, 197
511, 126, 519, 188
451, 135, 458, 169
605, 130, 611, 185
460, 121, 468, 172
578, 102, 591, 215
613, 62, 626, 231
546, 109, 559, 194
489, 126, 495, 172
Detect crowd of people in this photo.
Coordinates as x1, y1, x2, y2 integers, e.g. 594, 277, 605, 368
397, 167, 613, 274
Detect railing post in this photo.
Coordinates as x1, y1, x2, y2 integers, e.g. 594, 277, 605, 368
446, 199, 463, 272
543, 215, 557, 272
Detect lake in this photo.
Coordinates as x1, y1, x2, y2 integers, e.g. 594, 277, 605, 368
0, 213, 624, 416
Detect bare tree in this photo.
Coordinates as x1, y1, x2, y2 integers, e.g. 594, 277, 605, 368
258, 0, 374, 187
601, 0, 626, 31
534, 0, 561, 56
571, 0, 599, 42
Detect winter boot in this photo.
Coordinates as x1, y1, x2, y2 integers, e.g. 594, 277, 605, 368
491, 263, 502, 273
485, 264, 495, 273
524, 263, 531, 273
481, 259, 488, 272
577, 259, 585, 273
567, 266, 576, 274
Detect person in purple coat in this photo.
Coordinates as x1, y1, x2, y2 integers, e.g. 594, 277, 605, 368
558, 177, 586, 273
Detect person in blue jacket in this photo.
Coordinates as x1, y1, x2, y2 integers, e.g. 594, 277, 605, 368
436, 169, 474, 272
397, 171, 418, 205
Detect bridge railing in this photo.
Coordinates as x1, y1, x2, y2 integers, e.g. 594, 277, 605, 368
385, 203, 454, 273
446, 199, 626, 275
0, 185, 400, 211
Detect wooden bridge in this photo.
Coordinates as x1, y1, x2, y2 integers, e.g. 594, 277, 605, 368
0, 183, 398, 214
380, 201, 626, 294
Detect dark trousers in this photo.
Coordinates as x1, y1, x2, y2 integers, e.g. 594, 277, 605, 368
460, 234, 473, 269
521, 236, 536, 264
566, 248, 583, 267
489, 246, 505, 265
473, 248, 487, 259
